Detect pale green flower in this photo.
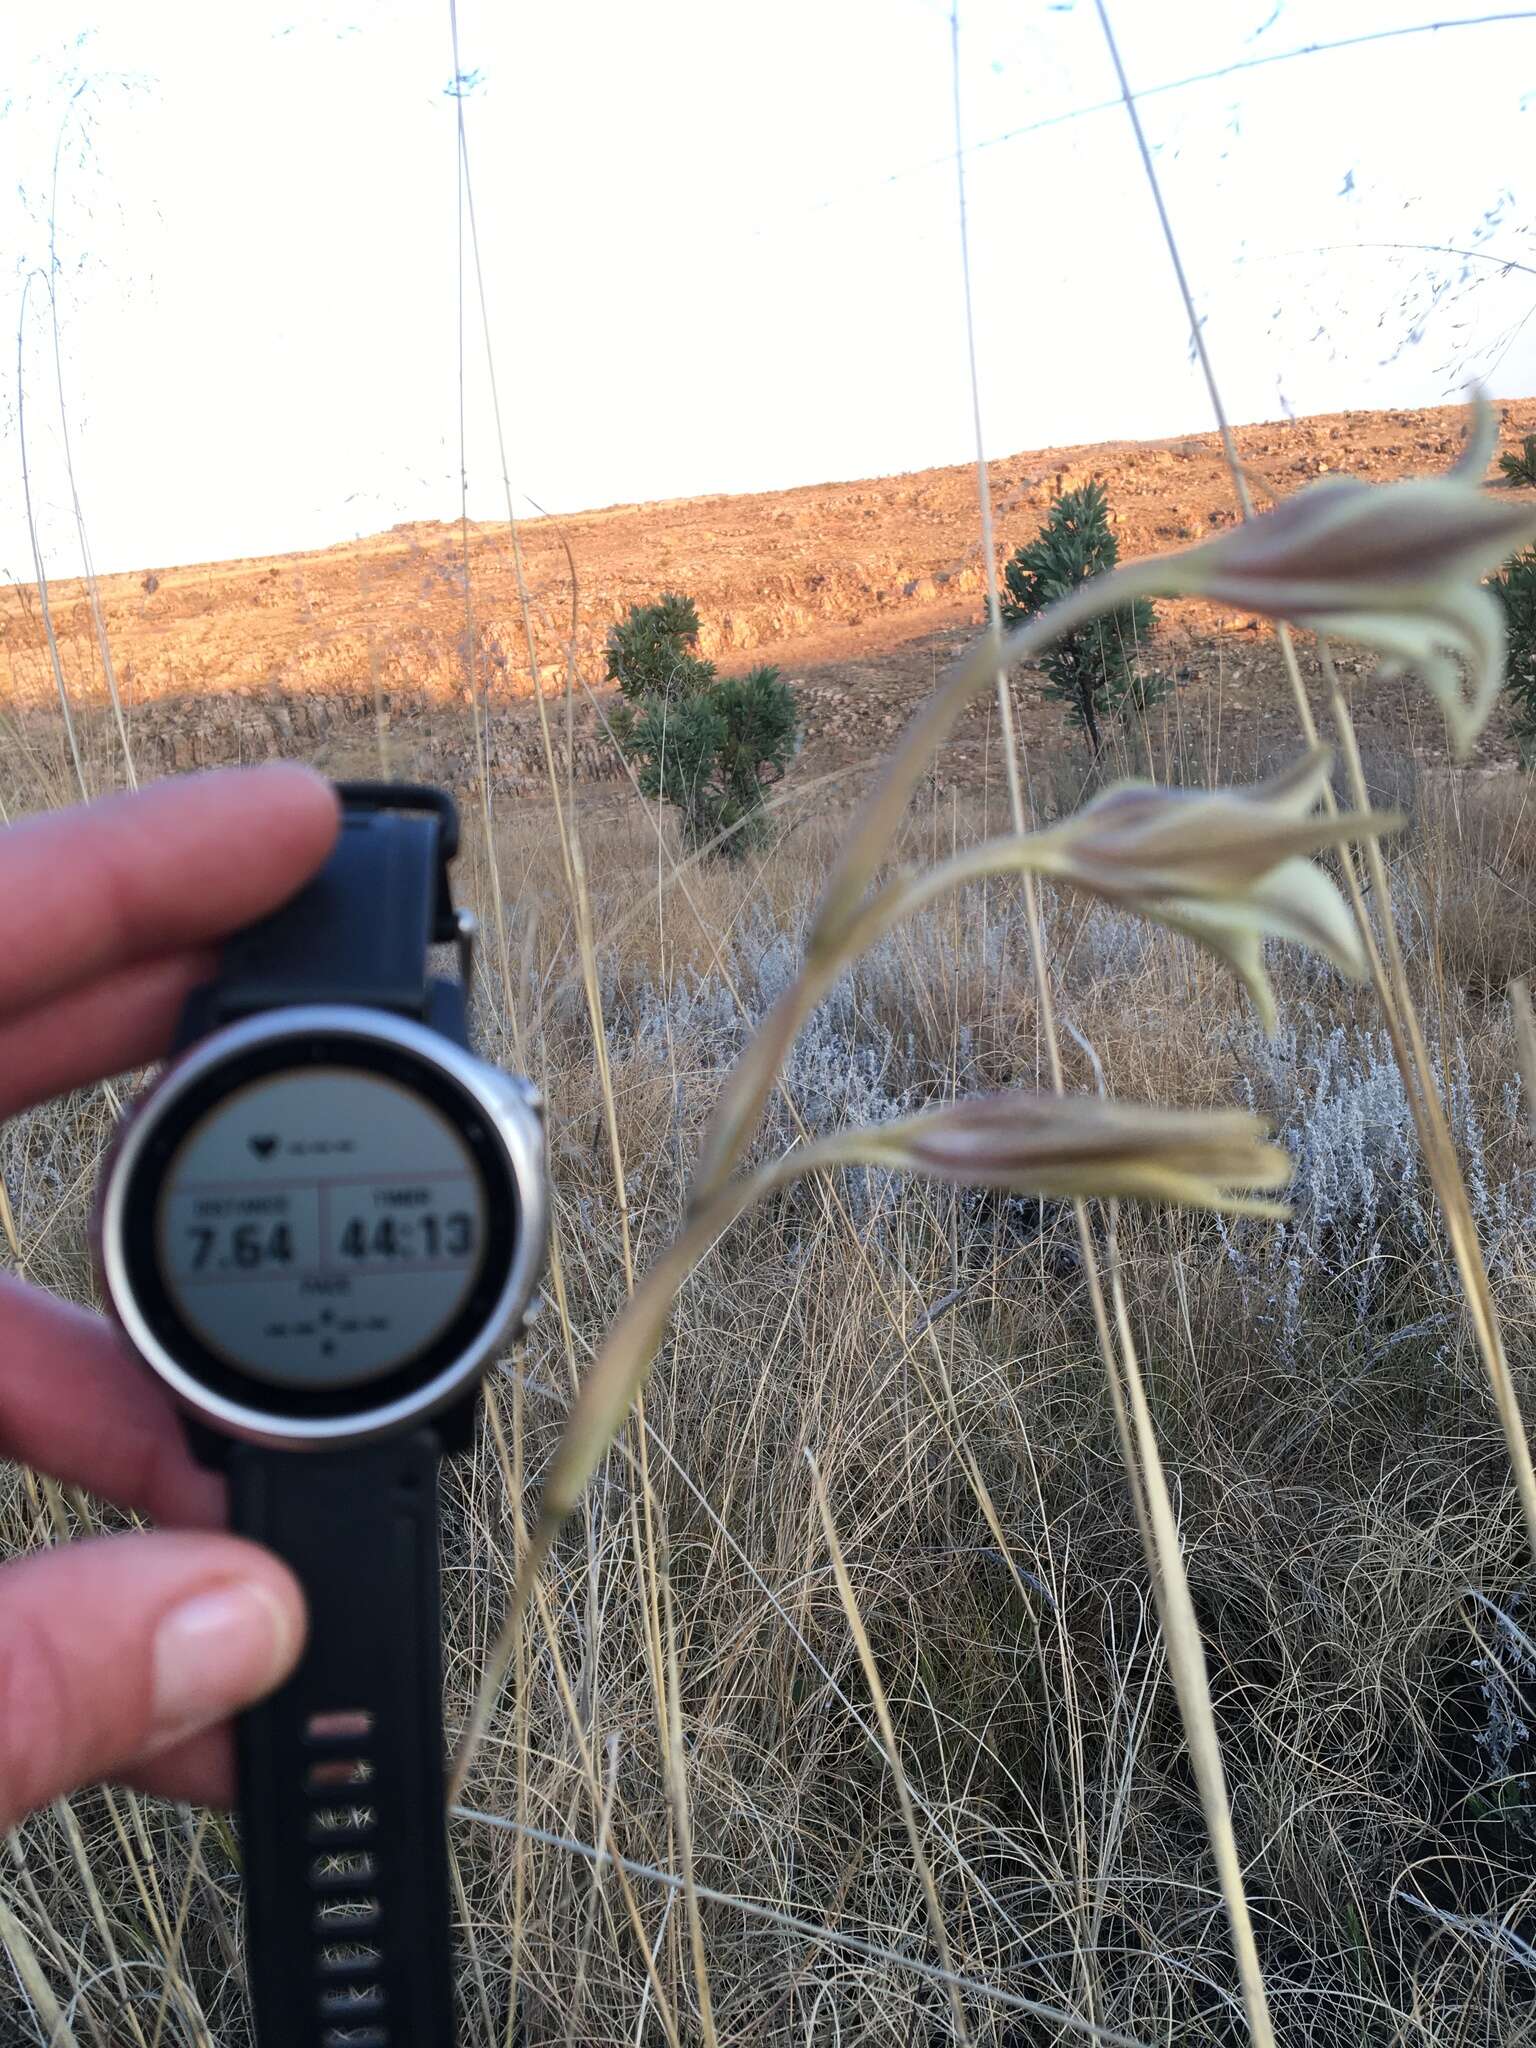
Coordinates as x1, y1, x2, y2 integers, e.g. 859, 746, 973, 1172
1146, 402, 1536, 755
852, 748, 1391, 1032
835, 1091, 1291, 1218
1019, 746, 1394, 1029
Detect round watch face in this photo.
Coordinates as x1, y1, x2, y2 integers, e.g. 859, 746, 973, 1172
103, 1015, 538, 1436
156, 1067, 489, 1391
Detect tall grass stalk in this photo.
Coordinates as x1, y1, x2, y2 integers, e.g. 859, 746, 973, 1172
809, 1448, 972, 2043
660, 1566, 719, 2048
42, 118, 136, 795
1092, 3, 1536, 1607
956, 18, 1276, 2032
15, 274, 86, 802
1321, 642, 1536, 1559
446, 0, 683, 1939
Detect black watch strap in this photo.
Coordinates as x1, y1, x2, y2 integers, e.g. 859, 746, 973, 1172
229, 1435, 455, 2047
204, 784, 469, 2046
199, 782, 462, 1028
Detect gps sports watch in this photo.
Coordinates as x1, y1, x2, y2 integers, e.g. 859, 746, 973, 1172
96, 782, 548, 2047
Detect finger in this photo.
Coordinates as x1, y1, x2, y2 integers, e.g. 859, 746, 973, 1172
0, 1529, 304, 1832
0, 950, 210, 1119
121, 1722, 235, 1808
0, 765, 338, 1021
0, 1276, 223, 1528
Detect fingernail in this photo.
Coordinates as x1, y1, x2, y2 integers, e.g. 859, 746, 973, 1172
150, 1582, 296, 1746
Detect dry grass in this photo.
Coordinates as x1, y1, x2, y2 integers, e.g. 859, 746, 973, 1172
4, 718, 1536, 2045
8, 11, 1535, 2034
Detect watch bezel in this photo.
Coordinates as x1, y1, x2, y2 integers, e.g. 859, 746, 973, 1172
98, 1006, 547, 1448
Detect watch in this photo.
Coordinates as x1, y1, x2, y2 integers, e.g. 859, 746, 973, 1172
95, 781, 548, 2047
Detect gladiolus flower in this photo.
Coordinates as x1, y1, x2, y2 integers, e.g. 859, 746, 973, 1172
853, 748, 1395, 1032
1143, 402, 1536, 756
831, 1091, 1291, 1218
1019, 746, 1394, 1029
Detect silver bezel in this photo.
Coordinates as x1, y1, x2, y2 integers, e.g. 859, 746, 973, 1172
98, 1005, 548, 1450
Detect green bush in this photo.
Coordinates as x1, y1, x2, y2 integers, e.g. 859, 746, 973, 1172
605, 591, 717, 700
1491, 436, 1536, 759
1000, 479, 1157, 754
1498, 435, 1536, 489
607, 593, 798, 856
1492, 546, 1536, 758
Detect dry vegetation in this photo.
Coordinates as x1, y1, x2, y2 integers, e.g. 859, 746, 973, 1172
4, 637, 1536, 2041
10, 0, 1536, 2031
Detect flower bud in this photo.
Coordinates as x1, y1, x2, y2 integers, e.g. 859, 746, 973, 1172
1146, 402, 1536, 755
826, 1091, 1291, 1218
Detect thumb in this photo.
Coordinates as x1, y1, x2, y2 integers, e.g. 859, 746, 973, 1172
0, 1529, 305, 1830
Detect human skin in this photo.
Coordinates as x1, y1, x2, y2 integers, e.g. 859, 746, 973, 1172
0, 765, 341, 1827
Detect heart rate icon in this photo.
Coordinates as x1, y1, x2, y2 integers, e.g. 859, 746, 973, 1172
249, 1134, 279, 1160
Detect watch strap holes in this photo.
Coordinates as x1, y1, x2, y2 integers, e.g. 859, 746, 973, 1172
226, 1428, 459, 2039
305, 1708, 375, 1743
318, 1982, 387, 2019
299, 1708, 388, 2038
305, 1756, 375, 1793
312, 1894, 382, 1934
308, 1804, 378, 1845
310, 1850, 377, 1892
316, 1942, 383, 1979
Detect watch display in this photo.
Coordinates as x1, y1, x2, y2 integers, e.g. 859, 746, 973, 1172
156, 1067, 489, 1390
103, 1015, 536, 1436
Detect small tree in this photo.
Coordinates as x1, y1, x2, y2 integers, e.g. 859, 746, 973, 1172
1492, 547, 1536, 759
1491, 439, 1536, 759
605, 591, 717, 700
607, 593, 798, 856
1499, 435, 1536, 489
1000, 480, 1156, 756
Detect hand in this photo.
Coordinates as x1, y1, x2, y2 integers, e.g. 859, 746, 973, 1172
0, 765, 340, 1828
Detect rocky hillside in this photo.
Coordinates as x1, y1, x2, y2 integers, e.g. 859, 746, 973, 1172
5, 399, 1534, 796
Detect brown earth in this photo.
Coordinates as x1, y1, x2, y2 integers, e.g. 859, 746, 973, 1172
6, 398, 1536, 807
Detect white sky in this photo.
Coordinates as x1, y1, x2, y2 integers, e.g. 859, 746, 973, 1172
3, 2, 1535, 575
